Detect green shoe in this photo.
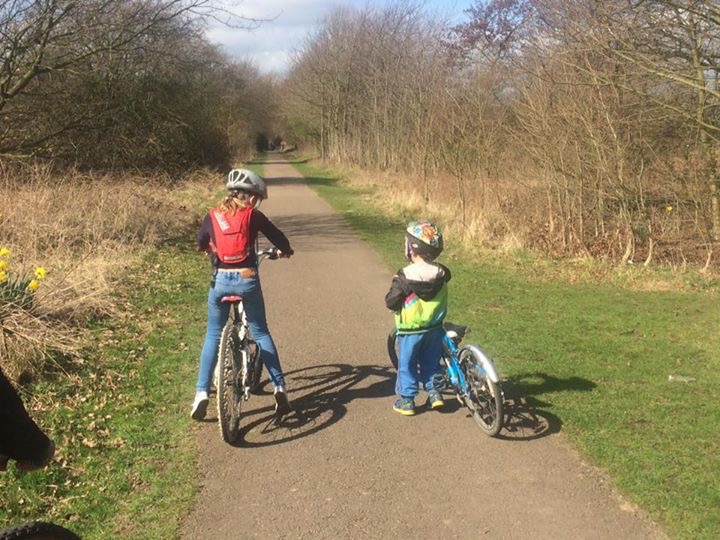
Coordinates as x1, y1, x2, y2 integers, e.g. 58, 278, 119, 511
427, 391, 445, 410
393, 397, 416, 416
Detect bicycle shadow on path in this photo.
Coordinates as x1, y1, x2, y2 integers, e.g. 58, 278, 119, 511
497, 371, 596, 441
225, 363, 394, 448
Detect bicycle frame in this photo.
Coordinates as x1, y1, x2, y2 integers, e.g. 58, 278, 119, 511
442, 334, 469, 395
441, 334, 501, 397
223, 246, 278, 400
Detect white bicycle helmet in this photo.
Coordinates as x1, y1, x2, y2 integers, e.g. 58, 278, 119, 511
227, 168, 268, 199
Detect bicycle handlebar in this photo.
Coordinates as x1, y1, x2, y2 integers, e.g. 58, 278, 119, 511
257, 247, 293, 262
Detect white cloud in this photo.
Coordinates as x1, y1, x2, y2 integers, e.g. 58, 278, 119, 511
205, 0, 343, 74
205, 0, 476, 75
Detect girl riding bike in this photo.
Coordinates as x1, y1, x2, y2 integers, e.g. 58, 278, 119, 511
192, 169, 293, 420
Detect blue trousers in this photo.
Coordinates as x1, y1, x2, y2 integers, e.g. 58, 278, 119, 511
395, 328, 445, 399
196, 272, 285, 392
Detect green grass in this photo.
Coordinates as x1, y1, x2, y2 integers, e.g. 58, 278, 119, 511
293, 158, 720, 540
0, 239, 213, 538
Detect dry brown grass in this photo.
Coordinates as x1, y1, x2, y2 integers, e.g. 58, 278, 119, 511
343, 166, 530, 253
0, 162, 217, 381
314, 148, 719, 274
316, 159, 718, 290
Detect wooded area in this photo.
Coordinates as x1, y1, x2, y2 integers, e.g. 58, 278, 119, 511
0, 0, 276, 169
3, 0, 719, 270
282, 0, 720, 270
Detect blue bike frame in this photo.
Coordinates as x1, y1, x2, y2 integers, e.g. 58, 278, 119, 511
441, 333, 501, 396
442, 334, 469, 394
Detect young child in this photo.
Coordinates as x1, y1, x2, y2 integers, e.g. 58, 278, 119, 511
385, 221, 451, 416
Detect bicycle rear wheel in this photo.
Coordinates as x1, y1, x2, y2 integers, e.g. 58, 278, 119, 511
217, 322, 243, 443
387, 328, 399, 370
459, 347, 504, 436
0, 521, 80, 540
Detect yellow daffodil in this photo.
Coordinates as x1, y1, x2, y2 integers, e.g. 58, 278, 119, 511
666, 205, 673, 213
0, 271, 7, 282
0, 260, 7, 272
27, 279, 41, 291
0, 247, 10, 258
34, 266, 47, 280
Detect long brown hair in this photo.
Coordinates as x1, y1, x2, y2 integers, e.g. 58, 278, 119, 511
218, 192, 252, 214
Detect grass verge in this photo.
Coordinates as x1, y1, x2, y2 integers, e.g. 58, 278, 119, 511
292, 158, 720, 540
0, 242, 212, 538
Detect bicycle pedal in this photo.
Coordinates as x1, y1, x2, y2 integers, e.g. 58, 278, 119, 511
432, 373, 449, 390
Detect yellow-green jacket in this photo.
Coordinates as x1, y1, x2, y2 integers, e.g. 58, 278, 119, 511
384, 261, 451, 334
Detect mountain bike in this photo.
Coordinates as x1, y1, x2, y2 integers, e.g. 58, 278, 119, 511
0, 521, 80, 540
216, 248, 281, 443
387, 323, 505, 436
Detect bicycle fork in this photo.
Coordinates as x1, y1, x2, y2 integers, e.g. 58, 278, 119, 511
441, 356, 469, 404
240, 349, 251, 401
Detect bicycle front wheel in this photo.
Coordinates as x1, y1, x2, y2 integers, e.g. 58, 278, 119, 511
459, 347, 504, 436
217, 323, 243, 443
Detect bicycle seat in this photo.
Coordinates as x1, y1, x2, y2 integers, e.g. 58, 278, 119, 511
444, 322, 468, 339
220, 295, 243, 304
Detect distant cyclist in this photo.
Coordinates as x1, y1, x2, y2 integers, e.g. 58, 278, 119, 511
192, 169, 293, 420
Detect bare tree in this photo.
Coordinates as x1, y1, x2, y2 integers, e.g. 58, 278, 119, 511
0, 0, 270, 168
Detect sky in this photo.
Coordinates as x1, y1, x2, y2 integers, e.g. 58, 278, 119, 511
205, 0, 475, 75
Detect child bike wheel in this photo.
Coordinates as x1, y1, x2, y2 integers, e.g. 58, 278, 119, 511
387, 328, 399, 370
459, 347, 504, 436
217, 323, 243, 443
387, 328, 442, 375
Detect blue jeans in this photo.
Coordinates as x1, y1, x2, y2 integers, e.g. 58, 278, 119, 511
195, 271, 285, 392
395, 328, 445, 399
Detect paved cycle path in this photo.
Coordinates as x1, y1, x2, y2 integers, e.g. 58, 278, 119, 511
182, 159, 665, 539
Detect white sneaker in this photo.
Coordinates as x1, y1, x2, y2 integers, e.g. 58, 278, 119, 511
273, 386, 291, 416
191, 391, 209, 420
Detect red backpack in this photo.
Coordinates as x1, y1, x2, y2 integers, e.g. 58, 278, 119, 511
209, 206, 253, 264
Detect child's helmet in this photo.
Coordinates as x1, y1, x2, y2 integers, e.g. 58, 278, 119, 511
227, 169, 268, 199
405, 221, 443, 260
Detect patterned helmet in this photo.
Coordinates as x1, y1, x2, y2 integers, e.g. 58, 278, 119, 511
405, 221, 443, 260
227, 168, 268, 199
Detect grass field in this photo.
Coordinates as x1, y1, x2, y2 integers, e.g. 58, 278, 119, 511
0, 170, 234, 537
291, 157, 720, 540
2, 156, 717, 538
0, 244, 213, 538
0, 163, 266, 538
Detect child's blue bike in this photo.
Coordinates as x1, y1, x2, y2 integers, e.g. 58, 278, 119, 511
388, 323, 505, 436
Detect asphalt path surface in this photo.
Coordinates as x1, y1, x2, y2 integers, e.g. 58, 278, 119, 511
182, 159, 665, 539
